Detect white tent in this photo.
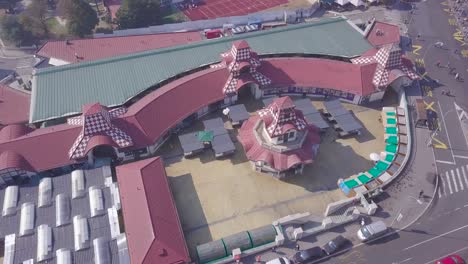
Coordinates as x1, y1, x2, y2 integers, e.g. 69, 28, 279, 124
349, 0, 364, 6
335, 0, 349, 6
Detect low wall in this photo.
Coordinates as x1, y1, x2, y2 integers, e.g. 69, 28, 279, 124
323, 196, 360, 217
325, 89, 413, 216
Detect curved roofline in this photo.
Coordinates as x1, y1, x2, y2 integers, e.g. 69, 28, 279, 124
31, 53, 358, 124
3, 54, 396, 173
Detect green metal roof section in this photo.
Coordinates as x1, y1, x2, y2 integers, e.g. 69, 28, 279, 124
31, 17, 372, 123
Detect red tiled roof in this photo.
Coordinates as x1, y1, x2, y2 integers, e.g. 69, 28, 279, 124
238, 115, 320, 171
125, 67, 228, 141
36, 32, 203, 63
116, 157, 190, 264
104, 0, 121, 20
0, 124, 34, 143
262, 58, 377, 96
273, 96, 295, 110
0, 124, 81, 172
0, 57, 378, 173
366, 21, 400, 47
233, 40, 250, 50
0, 150, 34, 172
0, 85, 30, 126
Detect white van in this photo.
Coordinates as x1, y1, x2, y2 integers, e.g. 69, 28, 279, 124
357, 221, 388, 242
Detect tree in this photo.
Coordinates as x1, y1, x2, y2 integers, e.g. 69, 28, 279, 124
5, 0, 20, 13
58, 0, 98, 37
0, 15, 34, 46
57, 0, 72, 17
116, 0, 160, 29
20, 0, 50, 38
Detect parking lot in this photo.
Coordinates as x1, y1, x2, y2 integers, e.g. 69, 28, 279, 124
159, 96, 391, 257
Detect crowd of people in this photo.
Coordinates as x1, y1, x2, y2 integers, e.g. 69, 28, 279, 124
449, 0, 468, 41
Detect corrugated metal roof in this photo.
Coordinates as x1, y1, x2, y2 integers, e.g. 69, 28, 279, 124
0, 166, 119, 263
31, 17, 372, 123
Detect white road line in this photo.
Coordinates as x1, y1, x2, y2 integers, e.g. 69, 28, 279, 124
457, 168, 464, 190
452, 170, 459, 192
438, 175, 444, 198
397, 257, 413, 263
438, 101, 456, 165
454, 155, 468, 159
423, 245, 468, 264
464, 204, 468, 208
462, 166, 468, 187
403, 223, 468, 251
446, 171, 453, 194
440, 173, 447, 197
435, 160, 455, 165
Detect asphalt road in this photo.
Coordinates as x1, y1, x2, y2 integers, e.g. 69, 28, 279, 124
313, 0, 468, 263
0, 48, 36, 77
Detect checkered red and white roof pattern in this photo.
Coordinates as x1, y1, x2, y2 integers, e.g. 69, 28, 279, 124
220, 41, 272, 95
258, 97, 308, 138
67, 105, 133, 159
351, 44, 419, 88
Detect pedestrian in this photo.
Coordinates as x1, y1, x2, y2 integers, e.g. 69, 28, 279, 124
417, 33, 421, 39
419, 190, 424, 198
454, 49, 459, 54
271, 246, 277, 252
455, 73, 460, 80
436, 60, 441, 67
295, 244, 300, 251
255, 255, 262, 263
447, 62, 451, 68
360, 217, 366, 226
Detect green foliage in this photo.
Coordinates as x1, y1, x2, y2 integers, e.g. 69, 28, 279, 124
20, 0, 50, 38
95, 27, 113, 34
0, 15, 35, 46
58, 0, 98, 37
116, 0, 161, 29
4, 0, 20, 13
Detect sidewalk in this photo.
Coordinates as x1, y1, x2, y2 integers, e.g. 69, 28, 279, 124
229, 85, 439, 264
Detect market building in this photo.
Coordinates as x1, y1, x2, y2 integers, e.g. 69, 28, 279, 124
0, 17, 419, 263
238, 97, 321, 178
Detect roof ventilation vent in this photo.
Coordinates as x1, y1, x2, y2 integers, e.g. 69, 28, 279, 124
2, 186, 18, 217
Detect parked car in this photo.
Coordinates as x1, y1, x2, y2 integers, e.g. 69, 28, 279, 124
357, 220, 388, 242
322, 235, 348, 255
435, 255, 465, 264
266, 257, 291, 264
291, 246, 324, 263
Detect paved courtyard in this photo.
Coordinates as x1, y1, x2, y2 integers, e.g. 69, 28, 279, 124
159, 96, 394, 257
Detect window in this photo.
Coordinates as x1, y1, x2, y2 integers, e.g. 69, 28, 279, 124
288, 131, 295, 139
283, 113, 291, 119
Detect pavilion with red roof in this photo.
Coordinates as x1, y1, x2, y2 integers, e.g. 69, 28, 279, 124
238, 96, 321, 179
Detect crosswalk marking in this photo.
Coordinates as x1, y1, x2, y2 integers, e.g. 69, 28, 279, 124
464, 166, 468, 187
446, 171, 454, 194
457, 168, 464, 191
451, 170, 459, 192
439, 165, 468, 198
